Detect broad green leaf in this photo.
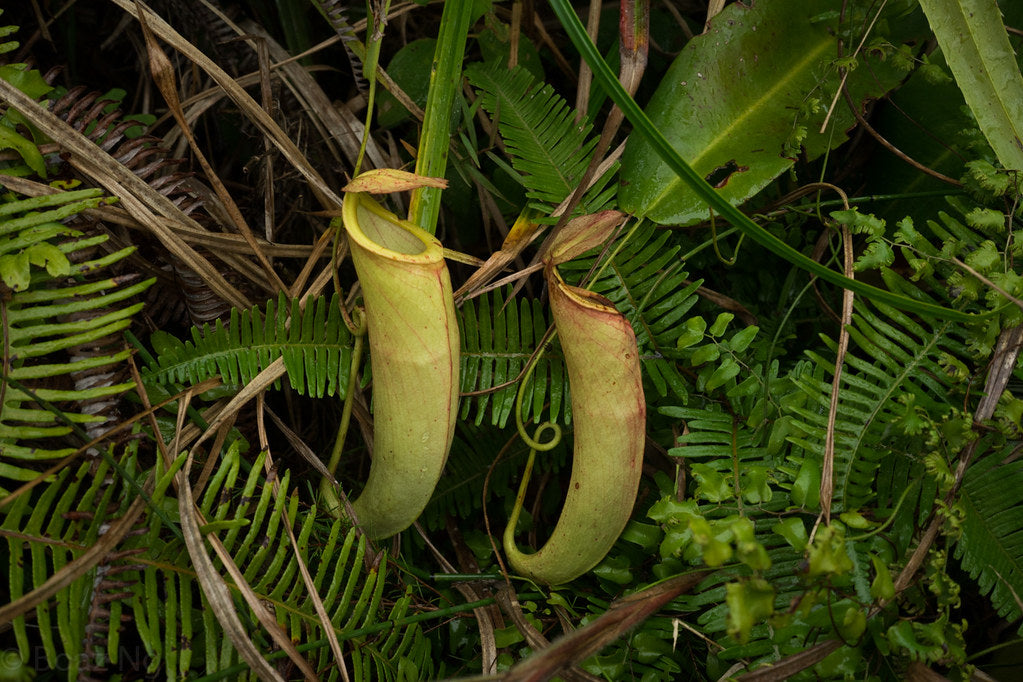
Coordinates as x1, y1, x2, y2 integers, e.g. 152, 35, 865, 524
886, 618, 966, 664
675, 316, 706, 349
0, 250, 30, 290
621, 0, 904, 225
691, 463, 731, 502
806, 525, 854, 578
550, 0, 980, 322
705, 357, 740, 391
727, 325, 758, 353
375, 38, 436, 129
26, 242, 70, 277
732, 517, 771, 570
689, 516, 732, 565
837, 604, 867, 641
870, 554, 895, 601
0, 63, 53, 100
918, 0, 1023, 170
0, 124, 45, 177
740, 465, 773, 505
772, 517, 808, 551
708, 312, 733, 338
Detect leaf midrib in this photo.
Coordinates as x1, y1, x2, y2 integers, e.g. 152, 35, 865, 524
646, 33, 834, 214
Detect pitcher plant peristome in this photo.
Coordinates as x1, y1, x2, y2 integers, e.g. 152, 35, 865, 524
504, 211, 646, 585
338, 176, 459, 540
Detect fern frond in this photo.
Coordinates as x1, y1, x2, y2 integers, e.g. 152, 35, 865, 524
120, 440, 437, 679
144, 293, 353, 399
559, 222, 701, 400
662, 406, 782, 509
311, 0, 366, 92
784, 301, 967, 512
1, 444, 149, 678
0, 12, 18, 55
956, 441, 1023, 630
458, 285, 569, 427
465, 64, 602, 213
0, 188, 153, 479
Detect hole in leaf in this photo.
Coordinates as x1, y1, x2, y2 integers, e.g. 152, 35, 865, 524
704, 160, 748, 188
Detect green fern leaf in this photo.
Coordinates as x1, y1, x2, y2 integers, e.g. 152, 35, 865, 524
956, 442, 1023, 629
784, 301, 966, 513
0, 188, 153, 479
120, 440, 438, 679
458, 285, 569, 427
465, 63, 602, 213
662, 406, 782, 508
144, 293, 353, 399
1, 446, 150, 678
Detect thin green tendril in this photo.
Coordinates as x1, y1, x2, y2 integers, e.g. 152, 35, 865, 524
847, 484, 914, 542
504, 421, 561, 557
514, 346, 562, 452
711, 209, 745, 266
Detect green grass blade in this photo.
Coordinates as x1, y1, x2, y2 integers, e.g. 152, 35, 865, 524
548, 0, 978, 323
407, 0, 474, 234
918, 0, 1023, 171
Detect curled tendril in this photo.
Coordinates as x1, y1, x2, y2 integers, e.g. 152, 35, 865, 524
513, 340, 562, 452
504, 340, 563, 563
711, 208, 746, 266
503, 420, 562, 573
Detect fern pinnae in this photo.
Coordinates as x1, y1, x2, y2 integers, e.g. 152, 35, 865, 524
458, 286, 571, 427
122, 440, 434, 678
786, 299, 965, 512
465, 63, 598, 210
1, 188, 153, 475
145, 293, 353, 399
311, 0, 367, 92
957, 442, 1023, 629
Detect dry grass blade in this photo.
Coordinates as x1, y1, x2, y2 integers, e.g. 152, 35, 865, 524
573, 0, 601, 119
109, 0, 346, 211
276, 508, 351, 681
734, 639, 843, 681
805, 183, 853, 528
0, 496, 147, 626
134, 2, 287, 294
503, 572, 709, 682
191, 357, 287, 453
509, 3, 647, 305
704, 0, 727, 31
239, 20, 392, 172
175, 452, 290, 682
256, 397, 351, 682
0, 173, 317, 257
128, 372, 313, 679
819, 219, 854, 525
195, 0, 397, 171
0, 77, 252, 309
